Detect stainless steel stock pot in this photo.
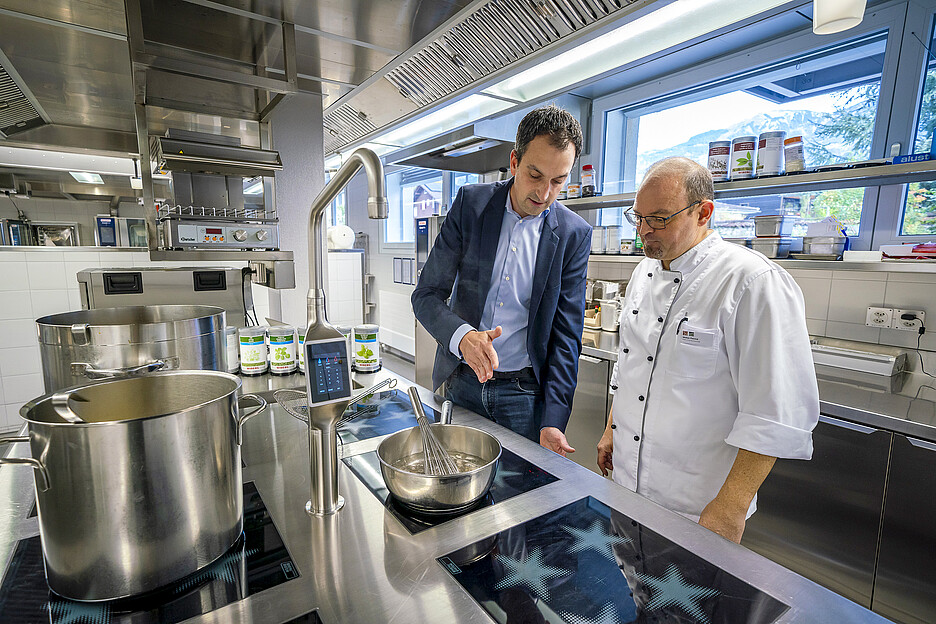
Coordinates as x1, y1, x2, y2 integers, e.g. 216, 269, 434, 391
36, 305, 227, 393
0, 371, 266, 601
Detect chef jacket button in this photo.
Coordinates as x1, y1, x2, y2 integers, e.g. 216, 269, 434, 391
611, 385, 618, 390
647, 273, 652, 278
647, 355, 653, 362
634, 435, 640, 441
674, 278, 680, 283
657, 316, 663, 323
638, 395, 644, 401
622, 348, 629, 353
632, 309, 638, 315
610, 424, 617, 429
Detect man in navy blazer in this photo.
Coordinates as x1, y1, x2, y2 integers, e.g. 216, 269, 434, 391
412, 105, 592, 455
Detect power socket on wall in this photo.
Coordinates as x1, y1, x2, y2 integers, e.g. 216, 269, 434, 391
866, 307, 894, 327
893, 309, 925, 332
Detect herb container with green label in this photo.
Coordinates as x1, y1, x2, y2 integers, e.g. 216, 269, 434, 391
352, 324, 381, 373
730, 136, 756, 180
268, 325, 297, 375
238, 326, 268, 375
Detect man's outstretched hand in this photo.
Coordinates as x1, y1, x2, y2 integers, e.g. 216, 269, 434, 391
459, 327, 502, 382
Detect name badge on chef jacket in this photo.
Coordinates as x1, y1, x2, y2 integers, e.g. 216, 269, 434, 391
679, 325, 717, 348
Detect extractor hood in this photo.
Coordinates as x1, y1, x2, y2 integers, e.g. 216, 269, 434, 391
387, 123, 515, 174
151, 129, 283, 178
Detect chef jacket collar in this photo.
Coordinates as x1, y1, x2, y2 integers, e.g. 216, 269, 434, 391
658, 230, 721, 275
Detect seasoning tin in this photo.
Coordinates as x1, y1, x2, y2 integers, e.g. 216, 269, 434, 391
756, 131, 786, 176
707, 141, 731, 181
567, 183, 581, 199
591, 226, 605, 254
224, 326, 239, 373
605, 225, 621, 254
784, 135, 805, 172
352, 324, 381, 372
268, 325, 297, 375
238, 326, 268, 375
297, 329, 306, 373
730, 136, 757, 179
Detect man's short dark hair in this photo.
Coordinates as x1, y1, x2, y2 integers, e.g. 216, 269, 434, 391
515, 105, 583, 163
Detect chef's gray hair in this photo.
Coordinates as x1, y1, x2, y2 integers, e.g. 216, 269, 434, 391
514, 105, 583, 163
642, 157, 715, 207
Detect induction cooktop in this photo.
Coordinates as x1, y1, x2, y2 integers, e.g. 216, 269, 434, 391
337, 388, 441, 443
344, 447, 559, 534
440, 496, 790, 624
0, 482, 299, 624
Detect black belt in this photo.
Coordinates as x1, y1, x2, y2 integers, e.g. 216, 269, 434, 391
458, 363, 536, 380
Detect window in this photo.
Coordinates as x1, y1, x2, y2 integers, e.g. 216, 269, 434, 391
601, 34, 885, 238
453, 172, 480, 204
901, 19, 936, 236
384, 168, 443, 244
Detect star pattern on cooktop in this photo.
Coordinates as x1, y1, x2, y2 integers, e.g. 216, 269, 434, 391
493, 547, 572, 601
492, 466, 524, 487
561, 601, 620, 624
172, 545, 260, 593
635, 563, 720, 623
563, 519, 632, 558
47, 600, 111, 624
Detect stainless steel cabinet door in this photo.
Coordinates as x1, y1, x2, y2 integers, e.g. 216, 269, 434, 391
565, 355, 610, 474
873, 434, 936, 624
741, 417, 891, 608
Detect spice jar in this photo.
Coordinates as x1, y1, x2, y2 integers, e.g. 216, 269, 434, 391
238, 326, 268, 376
581, 164, 596, 197
708, 141, 731, 181
730, 136, 757, 179
756, 131, 786, 177
267, 325, 297, 375
784, 135, 805, 172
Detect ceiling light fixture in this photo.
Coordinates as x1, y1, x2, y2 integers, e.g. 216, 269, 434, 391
812, 0, 867, 35
69, 172, 104, 184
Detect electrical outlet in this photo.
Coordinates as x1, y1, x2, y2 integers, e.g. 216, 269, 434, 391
866, 307, 894, 327
892, 309, 925, 331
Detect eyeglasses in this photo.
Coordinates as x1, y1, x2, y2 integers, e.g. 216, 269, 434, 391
624, 200, 701, 230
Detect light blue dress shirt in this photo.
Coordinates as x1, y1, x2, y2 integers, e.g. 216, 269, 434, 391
448, 192, 548, 371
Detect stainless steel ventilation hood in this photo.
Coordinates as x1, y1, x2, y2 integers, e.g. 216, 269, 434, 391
387, 123, 515, 174
151, 130, 283, 178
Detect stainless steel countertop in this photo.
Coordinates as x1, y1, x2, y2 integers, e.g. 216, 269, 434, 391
583, 328, 936, 443
0, 371, 889, 623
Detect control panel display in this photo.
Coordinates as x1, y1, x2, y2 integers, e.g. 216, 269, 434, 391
306, 339, 351, 404
168, 222, 279, 249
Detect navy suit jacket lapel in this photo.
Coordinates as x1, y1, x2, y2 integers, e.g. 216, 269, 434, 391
529, 205, 559, 328
476, 183, 509, 323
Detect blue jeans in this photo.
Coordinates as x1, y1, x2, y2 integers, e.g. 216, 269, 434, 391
445, 365, 543, 443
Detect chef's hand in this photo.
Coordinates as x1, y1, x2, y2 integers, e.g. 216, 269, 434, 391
597, 419, 613, 476
540, 427, 574, 456
698, 496, 746, 544
459, 327, 502, 382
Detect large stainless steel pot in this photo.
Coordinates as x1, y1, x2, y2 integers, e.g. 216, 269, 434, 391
0, 371, 266, 602
377, 424, 501, 513
36, 305, 227, 393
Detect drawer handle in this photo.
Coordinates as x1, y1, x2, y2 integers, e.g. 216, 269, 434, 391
579, 355, 602, 364
819, 415, 878, 434
907, 436, 936, 452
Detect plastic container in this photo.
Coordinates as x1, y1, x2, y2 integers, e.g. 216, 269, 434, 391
605, 225, 621, 254
591, 226, 605, 254
784, 135, 805, 172
750, 237, 792, 258
754, 215, 794, 237
756, 131, 786, 176
581, 165, 596, 197
267, 325, 297, 375
238, 326, 268, 375
730, 136, 757, 179
567, 183, 581, 199
224, 326, 239, 373
352, 324, 381, 372
708, 141, 731, 181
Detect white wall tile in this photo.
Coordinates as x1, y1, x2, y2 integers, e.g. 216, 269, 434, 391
883, 280, 936, 317
825, 320, 882, 344
794, 276, 832, 320
805, 319, 827, 335
26, 262, 67, 290
64, 262, 96, 286
827, 278, 886, 324
0, 291, 33, 320
2, 405, 23, 431
885, 271, 936, 284
832, 270, 887, 282
30, 290, 70, 319
1, 373, 44, 405
0, 262, 29, 291
0, 319, 39, 349
62, 250, 102, 263
67, 288, 83, 310
786, 268, 833, 279
0, 345, 42, 377
24, 250, 64, 263
0, 251, 26, 262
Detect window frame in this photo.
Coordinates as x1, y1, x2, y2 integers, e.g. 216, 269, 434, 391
589, 1, 914, 251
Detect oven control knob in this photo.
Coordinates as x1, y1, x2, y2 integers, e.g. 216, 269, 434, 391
255, 230, 269, 242
233, 229, 248, 242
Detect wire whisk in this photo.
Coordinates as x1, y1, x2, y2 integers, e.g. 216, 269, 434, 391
407, 387, 458, 476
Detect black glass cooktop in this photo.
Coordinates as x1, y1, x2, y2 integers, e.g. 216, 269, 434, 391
0, 482, 298, 624
440, 496, 790, 624
344, 448, 558, 534
337, 388, 441, 443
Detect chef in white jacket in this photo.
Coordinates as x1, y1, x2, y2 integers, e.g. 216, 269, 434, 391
597, 156, 819, 543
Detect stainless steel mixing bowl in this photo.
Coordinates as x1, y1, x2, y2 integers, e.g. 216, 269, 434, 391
377, 424, 501, 513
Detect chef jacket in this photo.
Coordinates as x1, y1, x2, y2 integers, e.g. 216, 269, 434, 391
610, 231, 819, 521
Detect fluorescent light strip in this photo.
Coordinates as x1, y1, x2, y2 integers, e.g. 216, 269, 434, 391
483, 0, 789, 102
69, 172, 104, 184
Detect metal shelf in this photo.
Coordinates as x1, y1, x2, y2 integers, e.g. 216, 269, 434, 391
562, 159, 936, 210
148, 249, 294, 261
